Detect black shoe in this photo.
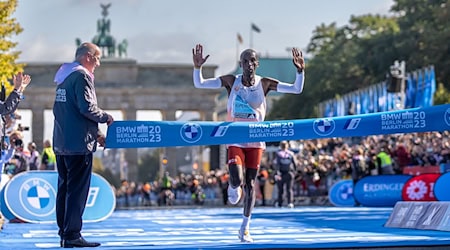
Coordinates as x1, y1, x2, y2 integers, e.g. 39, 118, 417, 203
62, 237, 100, 248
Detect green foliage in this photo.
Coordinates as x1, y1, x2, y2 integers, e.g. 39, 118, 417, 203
137, 150, 160, 183
434, 83, 450, 105
0, 0, 24, 91
268, 0, 449, 119
96, 167, 121, 189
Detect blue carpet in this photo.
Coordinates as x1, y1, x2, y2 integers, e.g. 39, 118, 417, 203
1, 206, 450, 249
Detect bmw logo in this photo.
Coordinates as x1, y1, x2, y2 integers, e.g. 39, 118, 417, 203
180, 123, 203, 143
445, 108, 450, 126
338, 183, 354, 200
19, 178, 56, 217
313, 118, 335, 136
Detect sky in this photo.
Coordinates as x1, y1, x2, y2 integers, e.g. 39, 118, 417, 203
13, 0, 393, 75
12, 0, 393, 147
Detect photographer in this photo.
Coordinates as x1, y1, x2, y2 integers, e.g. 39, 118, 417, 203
0, 72, 31, 122
0, 73, 31, 181
3, 138, 28, 176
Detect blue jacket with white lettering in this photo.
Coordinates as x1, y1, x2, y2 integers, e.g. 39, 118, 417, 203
52, 62, 110, 155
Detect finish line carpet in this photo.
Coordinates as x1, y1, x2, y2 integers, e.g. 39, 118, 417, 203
1, 206, 450, 250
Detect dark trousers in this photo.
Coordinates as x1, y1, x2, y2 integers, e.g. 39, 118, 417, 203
277, 172, 295, 206
259, 182, 266, 206
56, 154, 93, 241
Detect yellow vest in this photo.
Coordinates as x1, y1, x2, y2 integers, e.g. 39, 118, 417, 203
42, 147, 56, 164
377, 151, 392, 167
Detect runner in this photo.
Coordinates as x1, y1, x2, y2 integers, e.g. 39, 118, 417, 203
192, 44, 305, 242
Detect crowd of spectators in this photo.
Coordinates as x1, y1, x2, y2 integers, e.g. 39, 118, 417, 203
115, 131, 450, 208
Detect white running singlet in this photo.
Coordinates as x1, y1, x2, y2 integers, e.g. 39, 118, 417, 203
227, 75, 266, 149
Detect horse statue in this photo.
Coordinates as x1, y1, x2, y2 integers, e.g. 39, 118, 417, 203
118, 39, 128, 58
91, 3, 116, 57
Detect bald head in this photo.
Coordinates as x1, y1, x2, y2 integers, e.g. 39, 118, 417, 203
75, 42, 100, 61
239, 49, 259, 78
240, 49, 258, 61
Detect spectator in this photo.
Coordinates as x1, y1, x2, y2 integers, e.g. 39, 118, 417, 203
27, 142, 40, 171
377, 146, 395, 174
40, 140, 56, 170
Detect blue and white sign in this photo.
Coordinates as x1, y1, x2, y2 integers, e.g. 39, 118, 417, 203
354, 175, 412, 207
434, 172, 450, 201
328, 180, 355, 207
106, 104, 450, 148
1, 171, 115, 223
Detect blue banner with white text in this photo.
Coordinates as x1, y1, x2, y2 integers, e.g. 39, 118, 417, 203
106, 104, 450, 148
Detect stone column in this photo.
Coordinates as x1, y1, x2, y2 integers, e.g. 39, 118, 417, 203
31, 107, 45, 151
161, 109, 177, 177
122, 107, 138, 181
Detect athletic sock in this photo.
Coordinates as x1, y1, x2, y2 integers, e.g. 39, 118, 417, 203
241, 215, 251, 230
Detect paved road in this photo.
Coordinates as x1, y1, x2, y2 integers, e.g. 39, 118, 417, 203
1, 206, 450, 249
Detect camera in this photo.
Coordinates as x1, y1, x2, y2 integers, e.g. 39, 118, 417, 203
17, 124, 30, 131
14, 138, 23, 148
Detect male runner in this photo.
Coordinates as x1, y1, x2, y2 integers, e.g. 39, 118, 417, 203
192, 44, 305, 242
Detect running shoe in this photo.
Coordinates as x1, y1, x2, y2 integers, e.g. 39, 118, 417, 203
238, 227, 253, 243
227, 186, 242, 205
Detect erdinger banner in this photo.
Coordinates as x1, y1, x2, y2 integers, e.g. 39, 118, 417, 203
106, 104, 450, 148
354, 175, 412, 207
0, 171, 115, 223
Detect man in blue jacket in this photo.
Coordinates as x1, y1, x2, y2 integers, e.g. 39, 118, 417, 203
53, 42, 113, 248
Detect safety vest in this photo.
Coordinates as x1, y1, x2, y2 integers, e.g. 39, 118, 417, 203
377, 151, 392, 168
42, 147, 56, 164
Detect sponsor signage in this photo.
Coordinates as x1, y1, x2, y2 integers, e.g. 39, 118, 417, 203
385, 201, 450, 232
416, 202, 449, 230
402, 173, 440, 201
403, 166, 440, 175
354, 175, 412, 207
328, 180, 355, 207
1, 171, 115, 223
106, 104, 450, 148
434, 172, 450, 201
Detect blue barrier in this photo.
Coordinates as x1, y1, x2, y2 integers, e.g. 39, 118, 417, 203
354, 175, 412, 207
106, 104, 450, 148
328, 180, 355, 207
434, 172, 450, 201
0, 171, 115, 223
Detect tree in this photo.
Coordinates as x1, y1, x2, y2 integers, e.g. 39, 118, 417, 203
269, 13, 398, 120
0, 0, 24, 94
137, 150, 160, 183
434, 83, 450, 105
391, 0, 449, 89
268, 0, 448, 119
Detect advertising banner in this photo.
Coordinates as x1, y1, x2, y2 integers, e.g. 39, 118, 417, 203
385, 201, 450, 232
402, 173, 440, 201
434, 172, 450, 201
106, 104, 450, 148
0, 171, 115, 223
328, 180, 355, 207
402, 166, 440, 175
354, 175, 412, 207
